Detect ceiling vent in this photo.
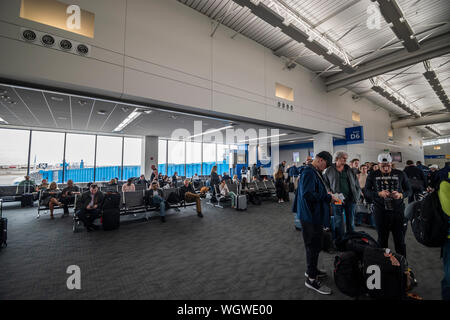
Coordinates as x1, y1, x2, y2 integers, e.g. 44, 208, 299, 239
19, 28, 91, 57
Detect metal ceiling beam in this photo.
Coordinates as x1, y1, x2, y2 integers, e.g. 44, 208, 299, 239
325, 32, 450, 91
392, 112, 450, 129
231, 0, 356, 73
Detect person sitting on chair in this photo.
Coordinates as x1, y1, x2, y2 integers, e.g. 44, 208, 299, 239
179, 179, 203, 218
43, 182, 62, 220
147, 181, 166, 223
219, 180, 236, 208
60, 179, 80, 217
241, 177, 259, 205
122, 178, 135, 192
18, 175, 36, 193
136, 175, 149, 188
36, 179, 49, 192
78, 184, 104, 232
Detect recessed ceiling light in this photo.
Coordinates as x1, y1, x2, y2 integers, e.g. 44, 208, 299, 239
51, 96, 64, 102
0, 116, 8, 124
78, 100, 87, 106
7, 101, 17, 105
97, 110, 107, 115
57, 117, 68, 120
144, 110, 153, 114
1, 95, 9, 100
121, 106, 130, 112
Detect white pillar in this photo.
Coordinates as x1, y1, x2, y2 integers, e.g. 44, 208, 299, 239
313, 133, 333, 158
141, 136, 159, 177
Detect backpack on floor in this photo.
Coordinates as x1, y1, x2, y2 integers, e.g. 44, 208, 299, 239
411, 191, 448, 247
21, 193, 34, 207
362, 247, 408, 300
335, 231, 379, 258
334, 251, 364, 298
167, 192, 180, 205
102, 193, 121, 231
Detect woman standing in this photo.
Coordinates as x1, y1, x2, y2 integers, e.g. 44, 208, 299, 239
274, 167, 286, 203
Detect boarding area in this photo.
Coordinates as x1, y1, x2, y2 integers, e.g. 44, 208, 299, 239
0, 0, 450, 302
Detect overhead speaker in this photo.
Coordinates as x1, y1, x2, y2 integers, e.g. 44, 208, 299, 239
22, 29, 37, 42
59, 39, 73, 50
41, 34, 55, 46
77, 44, 89, 55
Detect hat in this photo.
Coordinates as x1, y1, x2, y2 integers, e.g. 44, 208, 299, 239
316, 151, 333, 168
430, 164, 438, 169
377, 153, 392, 163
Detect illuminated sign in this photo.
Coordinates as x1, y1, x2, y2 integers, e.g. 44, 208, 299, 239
20, 0, 95, 38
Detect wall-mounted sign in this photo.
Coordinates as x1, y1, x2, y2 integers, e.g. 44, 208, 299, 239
20, 0, 95, 38
345, 126, 364, 145
424, 155, 446, 159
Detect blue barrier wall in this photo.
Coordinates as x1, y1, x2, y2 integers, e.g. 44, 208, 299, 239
39, 165, 141, 183
158, 162, 230, 178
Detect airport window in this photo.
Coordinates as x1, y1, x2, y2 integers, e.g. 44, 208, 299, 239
0, 128, 30, 185
168, 140, 185, 177
217, 144, 230, 175
202, 143, 216, 175
158, 139, 167, 176
64, 133, 95, 183
275, 82, 294, 101
186, 141, 201, 178
123, 137, 142, 180
29, 131, 65, 183
95, 135, 122, 182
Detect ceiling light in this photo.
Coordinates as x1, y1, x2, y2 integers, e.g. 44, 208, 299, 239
57, 117, 68, 120
97, 110, 107, 115
78, 100, 87, 106
1, 95, 9, 100
0, 116, 8, 124
7, 101, 17, 105
239, 133, 288, 143
186, 125, 234, 140
121, 106, 130, 112
113, 108, 142, 132
144, 110, 153, 114
51, 96, 64, 102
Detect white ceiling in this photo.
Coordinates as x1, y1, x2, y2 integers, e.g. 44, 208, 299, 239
0, 84, 314, 145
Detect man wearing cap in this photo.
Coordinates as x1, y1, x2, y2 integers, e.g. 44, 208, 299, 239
364, 153, 412, 257
295, 151, 339, 295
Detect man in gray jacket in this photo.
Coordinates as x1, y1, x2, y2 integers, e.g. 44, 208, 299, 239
323, 151, 361, 241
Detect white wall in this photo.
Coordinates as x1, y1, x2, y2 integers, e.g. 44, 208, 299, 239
424, 143, 450, 169
0, 0, 423, 161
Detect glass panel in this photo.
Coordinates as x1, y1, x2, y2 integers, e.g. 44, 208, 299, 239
167, 140, 185, 177
0, 128, 30, 185
217, 144, 230, 176
123, 137, 142, 181
186, 142, 201, 178
202, 143, 216, 176
29, 131, 65, 184
64, 133, 95, 183
96, 136, 122, 183
158, 139, 167, 176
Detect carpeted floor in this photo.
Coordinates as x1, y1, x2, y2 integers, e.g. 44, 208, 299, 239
0, 197, 444, 300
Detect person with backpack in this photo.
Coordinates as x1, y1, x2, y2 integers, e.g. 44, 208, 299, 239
363, 153, 412, 258
295, 151, 338, 295
403, 160, 427, 203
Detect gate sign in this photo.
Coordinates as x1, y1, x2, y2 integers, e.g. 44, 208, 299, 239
345, 126, 364, 145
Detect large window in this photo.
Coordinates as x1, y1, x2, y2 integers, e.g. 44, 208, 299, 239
158, 139, 167, 176
123, 137, 142, 180
96, 136, 122, 182
217, 144, 230, 176
64, 133, 95, 183
0, 128, 30, 185
186, 142, 201, 178
202, 143, 216, 176
29, 131, 65, 183
168, 140, 185, 177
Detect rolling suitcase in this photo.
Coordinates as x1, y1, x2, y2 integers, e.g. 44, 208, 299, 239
21, 193, 34, 207
236, 195, 247, 211
0, 200, 7, 250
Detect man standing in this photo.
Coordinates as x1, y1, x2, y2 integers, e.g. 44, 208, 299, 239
349, 158, 360, 176
403, 160, 427, 203
323, 151, 361, 241
296, 151, 337, 295
364, 153, 411, 257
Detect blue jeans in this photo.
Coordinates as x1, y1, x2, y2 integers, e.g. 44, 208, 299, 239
294, 211, 302, 230
331, 202, 355, 241
443, 238, 450, 300
151, 195, 166, 217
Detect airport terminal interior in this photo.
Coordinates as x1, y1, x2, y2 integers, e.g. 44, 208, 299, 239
0, 0, 450, 301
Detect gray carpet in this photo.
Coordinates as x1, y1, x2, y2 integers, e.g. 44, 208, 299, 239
0, 197, 444, 300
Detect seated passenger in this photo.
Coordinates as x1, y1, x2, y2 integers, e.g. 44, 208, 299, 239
222, 172, 231, 182
192, 173, 200, 181
136, 175, 149, 188
18, 175, 36, 192
161, 175, 171, 189
179, 179, 203, 218
241, 177, 260, 205
42, 182, 62, 219
122, 178, 136, 192
147, 181, 166, 223
171, 172, 179, 187
219, 180, 236, 208
150, 169, 158, 183
36, 179, 49, 192
108, 178, 117, 186
78, 184, 104, 232
232, 175, 239, 184
60, 179, 80, 217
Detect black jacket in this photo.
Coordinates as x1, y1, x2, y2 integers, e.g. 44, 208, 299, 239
403, 165, 427, 190
80, 190, 104, 210
210, 172, 220, 187
179, 184, 195, 199
363, 169, 412, 211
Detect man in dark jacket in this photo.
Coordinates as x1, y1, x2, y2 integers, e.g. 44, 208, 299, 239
295, 151, 338, 295
403, 160, 427, 203
323, 151, 361, 241
78, 184, 104, 231
147, 181, 166, 222
136, 174, 149, 188
364, 153, 412, 257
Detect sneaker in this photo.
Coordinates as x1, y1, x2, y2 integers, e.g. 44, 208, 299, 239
305, 269, 328, 279
305, 278, 332, 295
197, 212, 204, 218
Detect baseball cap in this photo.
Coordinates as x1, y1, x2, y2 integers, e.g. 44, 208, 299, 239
377, 153, 392, 163
316, 151, 333, 168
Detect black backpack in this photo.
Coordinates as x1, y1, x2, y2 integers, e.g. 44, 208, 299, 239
167, 192, 180, 205
363, 247, 408, 300
335, 231, 379, 259
411, 191, 448, 247
334, 251, 365, 298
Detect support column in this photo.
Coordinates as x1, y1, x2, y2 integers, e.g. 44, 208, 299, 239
313, 133, 333, 158
141, 136, 159, 177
